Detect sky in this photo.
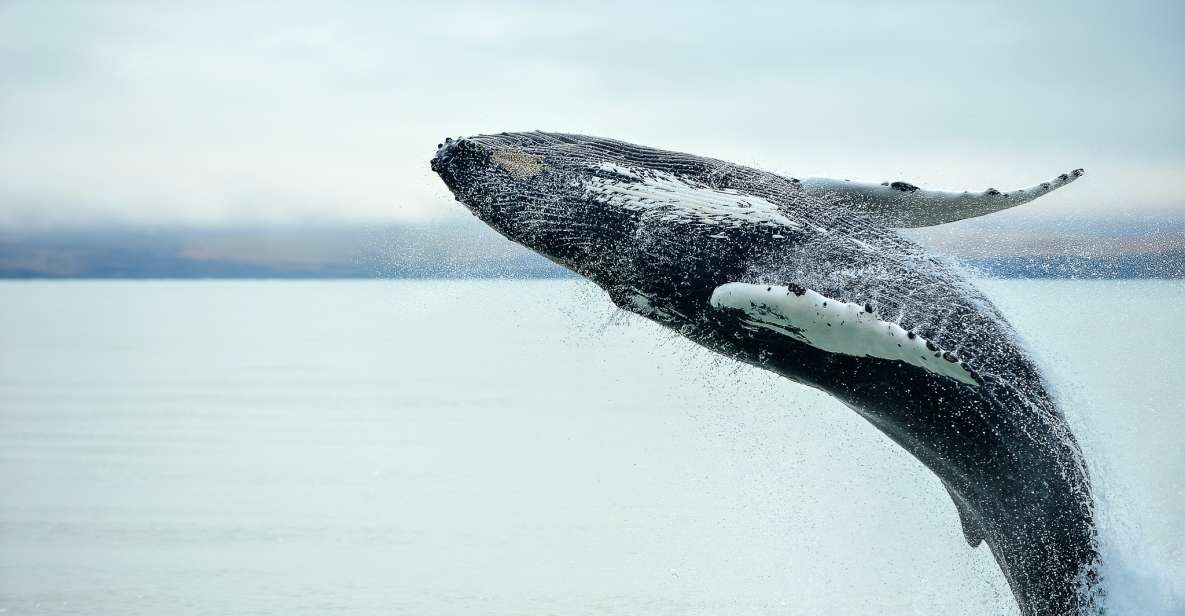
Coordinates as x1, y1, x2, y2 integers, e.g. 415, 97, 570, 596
1, 0, 1183, 227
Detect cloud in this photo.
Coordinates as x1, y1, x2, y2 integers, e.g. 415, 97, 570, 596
1, 0, 1182, 226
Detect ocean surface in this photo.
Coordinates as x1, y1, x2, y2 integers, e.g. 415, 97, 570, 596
1, 279, 1182, 615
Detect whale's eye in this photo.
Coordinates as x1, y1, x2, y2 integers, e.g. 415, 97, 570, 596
492, 149, 544, 179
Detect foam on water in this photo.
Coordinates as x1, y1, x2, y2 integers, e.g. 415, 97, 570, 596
1071, 397, 1185, 615
1095, 526, 1185, 614
978, 278, 1185, 615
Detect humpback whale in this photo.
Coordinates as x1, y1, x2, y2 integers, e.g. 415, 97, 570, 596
430, 132, 1099, 615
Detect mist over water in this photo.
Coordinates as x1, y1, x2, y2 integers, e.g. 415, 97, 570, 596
1, 280, 1182, 615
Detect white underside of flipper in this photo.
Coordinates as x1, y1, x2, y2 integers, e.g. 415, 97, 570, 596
709, 283, 980, 386
798, 169, 1085, 228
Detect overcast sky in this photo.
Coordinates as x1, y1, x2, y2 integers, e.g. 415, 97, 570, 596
1, 0, 1182, 226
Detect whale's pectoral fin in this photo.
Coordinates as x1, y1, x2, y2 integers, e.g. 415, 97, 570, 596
797, 169, 1084, 228
944, 483, 986, 548
709, 282, 982, 387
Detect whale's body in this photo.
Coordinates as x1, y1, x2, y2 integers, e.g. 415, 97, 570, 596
431, 132, 1099, 615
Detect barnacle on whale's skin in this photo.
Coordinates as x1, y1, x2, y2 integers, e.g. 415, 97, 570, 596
430, 131, 1099, 616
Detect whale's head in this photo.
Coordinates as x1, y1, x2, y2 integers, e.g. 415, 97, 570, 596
431, 131, 808, 296
431, 132, 648, 283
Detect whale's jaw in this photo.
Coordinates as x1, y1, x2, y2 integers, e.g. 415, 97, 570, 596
430, 131, 1100, 615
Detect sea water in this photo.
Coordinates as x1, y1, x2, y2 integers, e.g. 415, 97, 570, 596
1, 280, 1182, 615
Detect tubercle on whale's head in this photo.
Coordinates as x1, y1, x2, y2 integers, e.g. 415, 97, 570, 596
429, 132, 638, 283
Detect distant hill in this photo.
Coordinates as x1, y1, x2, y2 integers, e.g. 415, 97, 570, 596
2, 215, 1183, 279
961, 252, 1185, 279
0, 221, 564, 279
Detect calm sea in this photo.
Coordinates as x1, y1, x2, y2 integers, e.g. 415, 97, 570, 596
1, 280, 1182, 615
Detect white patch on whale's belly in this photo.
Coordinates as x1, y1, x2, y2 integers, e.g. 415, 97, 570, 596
585, 163, 801, 230
709, 282, 979, 386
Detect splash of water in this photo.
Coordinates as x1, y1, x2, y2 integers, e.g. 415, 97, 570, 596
1030, 325, 1185, 615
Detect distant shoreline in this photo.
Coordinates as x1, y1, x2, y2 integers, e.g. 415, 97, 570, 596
3, 220, 1183, 280
2, 254, 1182, 281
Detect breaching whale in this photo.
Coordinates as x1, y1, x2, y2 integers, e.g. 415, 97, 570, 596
430, 132, 1099, 615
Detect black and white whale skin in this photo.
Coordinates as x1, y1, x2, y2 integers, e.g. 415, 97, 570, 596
431, 132, 1099, 615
